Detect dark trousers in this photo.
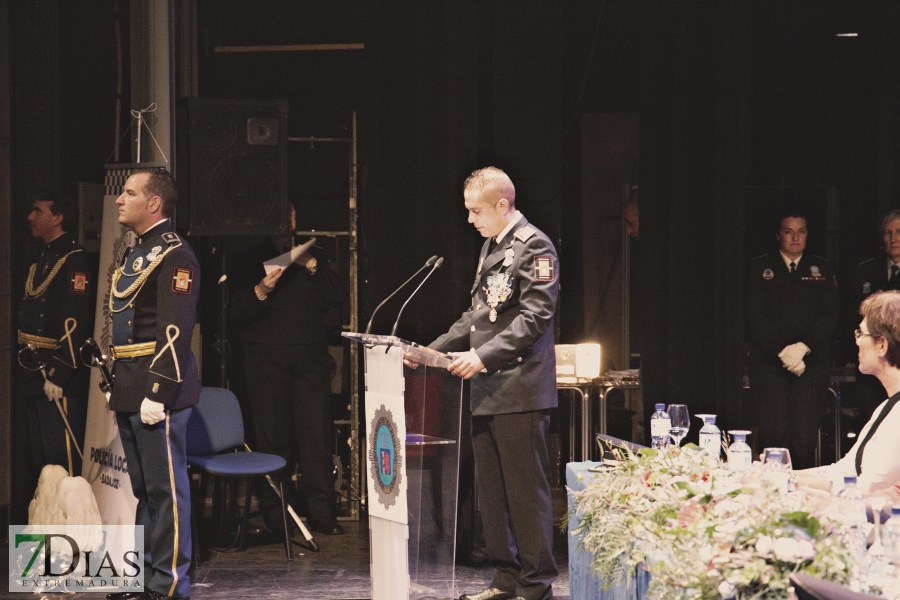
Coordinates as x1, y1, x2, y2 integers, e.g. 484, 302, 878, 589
244, 343, 335, 522
749, 349, 831, 470
472, 410, 557, 600
26, 392, 86, 476
117, 408, 192, 598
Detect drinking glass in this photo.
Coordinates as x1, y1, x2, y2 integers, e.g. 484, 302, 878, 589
667, 404, 690, 447
870, 495, 889, 557
761, 447, 792, 471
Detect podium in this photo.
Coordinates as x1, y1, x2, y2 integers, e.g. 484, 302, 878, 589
343, 333, 464, 600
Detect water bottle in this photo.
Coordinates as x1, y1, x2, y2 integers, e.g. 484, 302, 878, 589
696, 414, 721, 459
885, 504, 900, 565
838, 476, 867, 525
726, 430, 752, 471
650, 404, 671, 449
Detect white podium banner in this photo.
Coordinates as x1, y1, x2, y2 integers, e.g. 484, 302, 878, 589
364, 347, 408, 524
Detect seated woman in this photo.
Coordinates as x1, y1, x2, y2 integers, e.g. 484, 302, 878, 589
797, 290, 900, 501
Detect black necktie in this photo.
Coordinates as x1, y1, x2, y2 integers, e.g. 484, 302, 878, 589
789, 261, 797, 274
890, 265, 899, 284
855, 390, 900, 475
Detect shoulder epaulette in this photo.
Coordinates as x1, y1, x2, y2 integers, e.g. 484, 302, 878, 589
162, 232, 182, 248
514, 226, 536, 242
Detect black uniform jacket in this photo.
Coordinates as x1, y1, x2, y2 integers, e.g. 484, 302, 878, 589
109, 221, 201, 412
18, 232, 94, 396
228, 240, 344, 347
747, 251, 839, 365
430, 217, 559, 416
853, 256, 900, 309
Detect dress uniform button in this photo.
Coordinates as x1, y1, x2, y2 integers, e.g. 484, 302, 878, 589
496, 370, 501, 374
470, 325, 476, 332
128, 338, 133, 344
128, 321, 133, 326
517, 357, 523, 363
476, 304, 482, 310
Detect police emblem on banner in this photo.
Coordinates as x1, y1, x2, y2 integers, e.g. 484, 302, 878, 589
368, 405, 403, 509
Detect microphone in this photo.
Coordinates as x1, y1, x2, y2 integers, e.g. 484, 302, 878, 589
390, 257, 444, 337
365, 255, 438, 335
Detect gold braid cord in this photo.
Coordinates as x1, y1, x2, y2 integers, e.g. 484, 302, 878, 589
25, 250, 83, 299
109, 245, 179, 311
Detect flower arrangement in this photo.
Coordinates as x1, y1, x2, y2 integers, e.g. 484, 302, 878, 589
566, 444, 856, 599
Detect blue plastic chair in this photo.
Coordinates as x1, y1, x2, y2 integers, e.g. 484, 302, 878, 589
186, 387, 292, 564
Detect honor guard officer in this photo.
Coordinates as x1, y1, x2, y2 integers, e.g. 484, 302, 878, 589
429, 167, 559, 600
18, 190, 93, 477
107, 169, 199, 600
747, 213, 839, 470
852, 209, 900, 418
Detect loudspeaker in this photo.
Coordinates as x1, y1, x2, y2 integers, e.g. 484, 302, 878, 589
176, 97, 289, 236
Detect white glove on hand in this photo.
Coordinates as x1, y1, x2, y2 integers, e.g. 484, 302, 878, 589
43, 379, 63, 402
779, 342, 810, 371
787, 359, 806, 376
140, 398, 166, 425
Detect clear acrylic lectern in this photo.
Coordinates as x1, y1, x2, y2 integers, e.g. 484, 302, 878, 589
342, 333, 464, 600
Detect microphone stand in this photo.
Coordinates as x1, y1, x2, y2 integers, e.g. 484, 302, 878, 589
365, 255, 437, 335
390, 257, 444, 339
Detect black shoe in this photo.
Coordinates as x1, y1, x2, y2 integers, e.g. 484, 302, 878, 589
138, 589, 190, 600
106, 593, 142, 600
307, 517, 345, 535
459, 589, 517, 600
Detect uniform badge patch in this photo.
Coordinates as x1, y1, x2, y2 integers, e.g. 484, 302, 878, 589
534, 256, 555, 282
514, 226, 536, 242
369, 405, 403, 509
863, 282, 872, 294
147, 245, 163, 262
763, 269, 774, 280
172, 268, 194, 294
152, 382, 159, 393
132, 256, 144, 272
810, 265, 821, 277
503, 248, 515, 268
71, 272, 89, 293
484, 273, 514, 322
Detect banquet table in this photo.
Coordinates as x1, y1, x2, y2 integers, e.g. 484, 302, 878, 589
567, 461, 651, 600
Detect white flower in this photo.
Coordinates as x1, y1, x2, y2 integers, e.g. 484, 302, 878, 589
718, 581, 736, 598
755, 535, 773, 555
714, 499, 741, 516
773, 537, 799, 561
795, 539, 816, 560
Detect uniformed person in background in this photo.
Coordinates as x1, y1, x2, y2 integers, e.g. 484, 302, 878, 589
428, 167, 559, 600
108, 169, 199, 600
18, 190, 93, 477
747, 212, 839, 470
852, 208, 900, 419
228, 204, 345, 536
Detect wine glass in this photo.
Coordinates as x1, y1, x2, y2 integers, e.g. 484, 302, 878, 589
762, 447, 792, 471
667, 404, 690, 448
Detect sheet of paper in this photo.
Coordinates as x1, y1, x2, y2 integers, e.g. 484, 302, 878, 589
263, 237, 317, 275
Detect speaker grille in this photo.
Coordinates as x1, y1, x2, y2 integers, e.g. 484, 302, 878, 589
177, 98, 289, 236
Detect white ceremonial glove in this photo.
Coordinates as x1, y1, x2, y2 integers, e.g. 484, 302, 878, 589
43, 379, 63, 402
787, 359, 806, 377
140, 398, 166, 425
778, 342, 810, 370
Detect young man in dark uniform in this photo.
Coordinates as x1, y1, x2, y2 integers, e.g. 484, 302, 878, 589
747, 213, 839, 470
108, 169, 199, 600
429, 167, 559, 600
18, 191, 94, 477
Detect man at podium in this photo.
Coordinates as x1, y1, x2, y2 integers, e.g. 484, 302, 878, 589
429, 167, 559, 600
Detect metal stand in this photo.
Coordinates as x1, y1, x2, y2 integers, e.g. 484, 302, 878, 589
288, 112, 361, 519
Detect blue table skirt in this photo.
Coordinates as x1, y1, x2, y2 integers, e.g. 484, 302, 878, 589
566, 461, 651, 600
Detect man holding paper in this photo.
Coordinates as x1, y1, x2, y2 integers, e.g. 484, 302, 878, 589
229, 207, 346, 535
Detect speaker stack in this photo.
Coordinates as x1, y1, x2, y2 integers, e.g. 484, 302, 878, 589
176, 97, 289, 236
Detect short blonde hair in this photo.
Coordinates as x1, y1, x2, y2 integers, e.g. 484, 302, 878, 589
860, 290, 900, 368
463, 166, 515, 208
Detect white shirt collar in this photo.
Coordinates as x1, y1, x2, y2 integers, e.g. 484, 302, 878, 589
779, 250, 802, 270
140, 218, 170, 237
495, 210, 524, 244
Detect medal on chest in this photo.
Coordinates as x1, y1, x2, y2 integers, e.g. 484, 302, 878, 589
483, 273, 513, 322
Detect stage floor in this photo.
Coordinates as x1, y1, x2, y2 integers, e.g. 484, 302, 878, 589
4, 487, 571, 600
